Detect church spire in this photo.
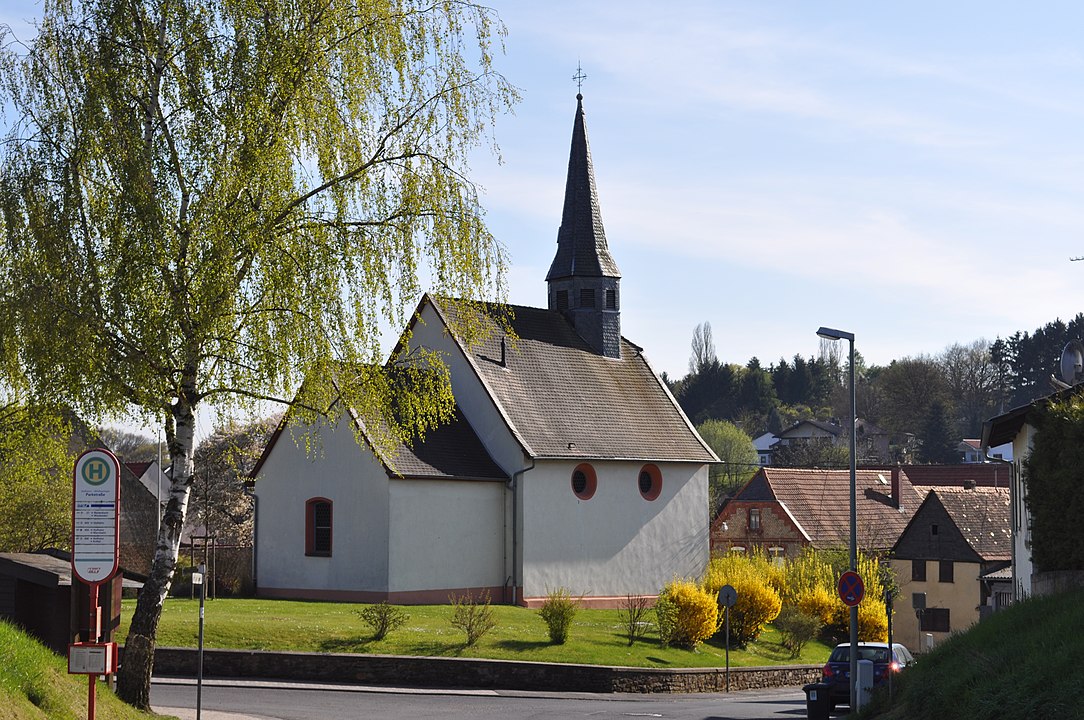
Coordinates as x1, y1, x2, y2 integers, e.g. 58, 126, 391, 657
547, 91, 622, 359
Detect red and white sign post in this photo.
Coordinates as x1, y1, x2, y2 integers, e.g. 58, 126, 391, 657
70, 448, 121, 720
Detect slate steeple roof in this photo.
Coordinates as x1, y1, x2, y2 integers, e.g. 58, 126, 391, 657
546, 94, 621, 281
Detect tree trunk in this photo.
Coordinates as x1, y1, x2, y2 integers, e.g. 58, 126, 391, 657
116, 398, 197, 709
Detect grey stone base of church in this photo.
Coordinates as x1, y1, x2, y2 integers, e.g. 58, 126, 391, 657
145, 647, 821, 694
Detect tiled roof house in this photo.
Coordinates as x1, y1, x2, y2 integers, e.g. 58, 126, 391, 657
890, 487, 1011, 650
710, 467, 923, 558
252, 94, 717, 607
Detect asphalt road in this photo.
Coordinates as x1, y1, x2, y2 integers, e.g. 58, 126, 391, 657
151, 677, 813, 720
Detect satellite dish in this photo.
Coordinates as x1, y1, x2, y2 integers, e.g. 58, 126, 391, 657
1060, 340, 1084, 385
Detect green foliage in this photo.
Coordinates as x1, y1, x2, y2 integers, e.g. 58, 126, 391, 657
696, 419, 758, 511
618, 594, 653, 647
538, 588, 580, 645
0, 403, 77, 552
450, 592, 497, 647
917, 400, 960, 464
358, 602, 409, 641
774, 605, 822, 658
0, 0, 515, 704
1022, 390, 1084, 572
657, 580, 719, 650
654, 594, 678, 649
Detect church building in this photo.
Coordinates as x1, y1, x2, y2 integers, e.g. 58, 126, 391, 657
251, 94, 717, 607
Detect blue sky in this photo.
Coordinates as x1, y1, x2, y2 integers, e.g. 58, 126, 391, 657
472, 1, 1084, 378
4, 1, 1084, 384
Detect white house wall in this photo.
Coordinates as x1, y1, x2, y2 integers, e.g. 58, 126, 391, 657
254, 414, 391, 599
387, 478, 507, 601
1012, 425, 1036, 599
520, 460, 709, 605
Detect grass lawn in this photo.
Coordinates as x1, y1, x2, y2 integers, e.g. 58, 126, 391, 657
119, 597, 832, 669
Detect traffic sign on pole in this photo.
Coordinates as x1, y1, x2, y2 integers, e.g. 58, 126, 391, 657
72, 449, 121, 585
838, 570, 865, 607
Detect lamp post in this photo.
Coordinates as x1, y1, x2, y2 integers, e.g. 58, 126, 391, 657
817, 326, 858, 709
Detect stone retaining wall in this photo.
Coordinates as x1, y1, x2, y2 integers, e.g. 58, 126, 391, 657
149, 647, 821, 694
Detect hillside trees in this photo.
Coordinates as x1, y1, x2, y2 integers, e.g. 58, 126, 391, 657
696, 419, 758, 511
0, 0, 514, 707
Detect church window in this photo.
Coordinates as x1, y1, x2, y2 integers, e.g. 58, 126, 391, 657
571, 464, 597, 500
638, 464, 662, 501
556, 289, 569, 310
580, 288, 595, 308
305, 497, 333, 557
605, 288, 617, 309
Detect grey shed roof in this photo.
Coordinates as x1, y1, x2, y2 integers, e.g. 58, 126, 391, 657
431, 296, 715, 463
546, 94, 621, 281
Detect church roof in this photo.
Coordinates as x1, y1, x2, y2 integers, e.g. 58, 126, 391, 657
430, 296, 715, 462
546, 94, 621, 281
369, 405, 508, 481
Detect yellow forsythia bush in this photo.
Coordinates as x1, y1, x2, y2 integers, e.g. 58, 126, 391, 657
858, 597, 889, 641
658, 580, 718, 650
725, 575, 782, 646
796, 585, 836, 627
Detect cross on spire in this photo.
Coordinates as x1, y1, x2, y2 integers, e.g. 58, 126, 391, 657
572, 63, 587, 94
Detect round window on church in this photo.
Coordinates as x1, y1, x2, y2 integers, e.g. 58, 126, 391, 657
571, 464, 597, 500
638, 464, 662, 501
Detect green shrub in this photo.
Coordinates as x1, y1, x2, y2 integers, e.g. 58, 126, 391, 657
658, 580, 718, 650
538, 588, 579, 644
774, 605, 821, 657
357, 602, 409, 641
654, 594, 678, 648
449, 591, 496, 646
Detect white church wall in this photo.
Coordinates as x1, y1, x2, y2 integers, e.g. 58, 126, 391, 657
254, 413, 391, 597
387, 478, 506, 599
520, 459, 709, 605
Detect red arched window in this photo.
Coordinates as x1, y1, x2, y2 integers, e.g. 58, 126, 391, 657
305, 497, 333, 557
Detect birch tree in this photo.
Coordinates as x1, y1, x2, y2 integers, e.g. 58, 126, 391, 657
0, 0, 514, 707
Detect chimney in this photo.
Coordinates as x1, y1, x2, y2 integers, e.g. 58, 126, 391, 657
891, 466, 902, 510
963, 479, 976, 490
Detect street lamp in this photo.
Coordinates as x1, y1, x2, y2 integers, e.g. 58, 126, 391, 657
817, 326, 858, 710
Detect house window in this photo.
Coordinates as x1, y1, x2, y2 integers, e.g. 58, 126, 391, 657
931, 523, 939, 536
920, 608, 950, 633
556, 290, 569, 310
580, 288, 595, 308
305, 498, 333, 557
939, 560, 954, 583
730, 546, 746, 554
912, 560, 927, 582
605, 289, 617, 309
638, 464, 662, 501
571, 463, 597, 500
749, 508, 762, 531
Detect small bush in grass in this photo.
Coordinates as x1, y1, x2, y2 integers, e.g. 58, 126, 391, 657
450, 591, 497, 646
538, 587, 579, 644
775, 605, 821, 658
657, 580, 718, 650
357, 602, 408, 641
619, 594, 652, 647
654, 594, 678, 648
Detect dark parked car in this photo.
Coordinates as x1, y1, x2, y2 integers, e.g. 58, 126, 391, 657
821, 642, 915, 709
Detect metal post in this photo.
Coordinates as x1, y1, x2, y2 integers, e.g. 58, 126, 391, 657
196, 563, 206, 720
725, 604, 730, 693
886, 589, 894, 701
87, 583, 98, 720
848, 336, 858, 710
